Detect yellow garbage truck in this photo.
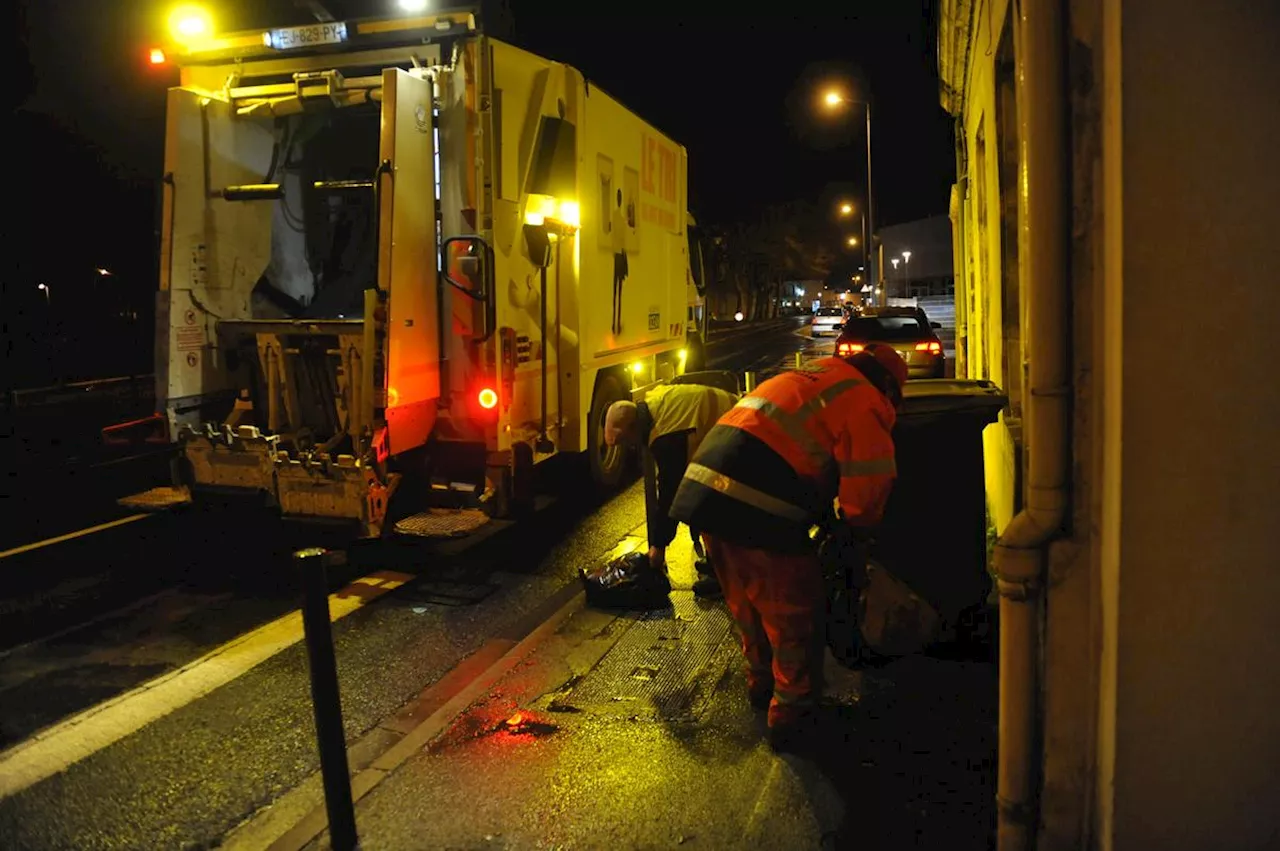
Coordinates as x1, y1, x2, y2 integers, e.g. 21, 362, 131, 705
141, 7, 709, 536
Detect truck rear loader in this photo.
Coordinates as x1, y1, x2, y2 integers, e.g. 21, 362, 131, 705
132, 7, 710, 538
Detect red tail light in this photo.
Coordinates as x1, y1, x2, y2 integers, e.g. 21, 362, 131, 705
915, 341, 943, 354
478, 387, 499, 409
837, 342, 865, 356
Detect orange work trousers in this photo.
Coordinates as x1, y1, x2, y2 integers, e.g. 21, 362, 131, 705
703, 533, 826, 728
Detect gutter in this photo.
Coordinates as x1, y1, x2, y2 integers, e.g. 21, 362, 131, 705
994, 1, 1071, 850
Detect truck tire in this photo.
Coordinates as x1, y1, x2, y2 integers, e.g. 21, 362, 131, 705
587, 371, 628, 490
684, 335, 707, 373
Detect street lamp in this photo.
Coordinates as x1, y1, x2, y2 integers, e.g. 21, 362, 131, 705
838, 202, 854, 216
901, 250, 912, 295
37, 283, 50, 305
821, 88, 876, 304
846, 236, 858, 247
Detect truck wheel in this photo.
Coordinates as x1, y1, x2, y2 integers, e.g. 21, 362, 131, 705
684, 336, 707, 373
588, 371, 628, 490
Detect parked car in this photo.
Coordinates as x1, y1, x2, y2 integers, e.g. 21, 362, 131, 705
835, 307, 946, 379
811, 306, 846, 337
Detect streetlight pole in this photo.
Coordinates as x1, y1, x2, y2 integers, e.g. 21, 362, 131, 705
902, 250, 912, 297
864, 102, 878, 307
824, 90, 876, 305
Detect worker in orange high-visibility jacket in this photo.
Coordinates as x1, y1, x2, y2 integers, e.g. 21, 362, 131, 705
669, 343, 908, 752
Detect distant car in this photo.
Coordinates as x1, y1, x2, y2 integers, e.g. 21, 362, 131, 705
835, 307, 946, 379
810, 307, 845, 337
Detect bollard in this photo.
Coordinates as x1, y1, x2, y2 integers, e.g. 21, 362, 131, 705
295, 547, 359, 851
794, 351, 804, 369
743, 371, 757, 393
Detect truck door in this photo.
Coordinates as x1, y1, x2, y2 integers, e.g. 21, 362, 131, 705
157, 88, 276, 434
378, 69, 441, 455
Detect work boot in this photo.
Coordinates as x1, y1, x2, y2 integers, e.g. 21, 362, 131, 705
692, 557, 722, 599
767, 712, 818, 755
747, 682, 774, 712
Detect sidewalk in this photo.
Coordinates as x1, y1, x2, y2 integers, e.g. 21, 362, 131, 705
302, 530, 996, 850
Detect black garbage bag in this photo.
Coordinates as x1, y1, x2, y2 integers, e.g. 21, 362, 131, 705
579, 551, 672, 611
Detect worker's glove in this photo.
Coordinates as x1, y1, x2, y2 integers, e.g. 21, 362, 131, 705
819, 521, 874, 590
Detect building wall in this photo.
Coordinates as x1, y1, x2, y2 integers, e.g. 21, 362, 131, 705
1102, 1, 1280, 848
947, 1, 1280, 849
953, 0, 1019, 537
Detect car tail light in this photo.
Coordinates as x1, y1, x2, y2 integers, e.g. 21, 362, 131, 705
914, 341, 943, 354
837, 342, 865, 355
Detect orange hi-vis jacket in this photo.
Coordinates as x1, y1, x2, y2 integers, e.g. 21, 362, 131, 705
669, 357, 898, 553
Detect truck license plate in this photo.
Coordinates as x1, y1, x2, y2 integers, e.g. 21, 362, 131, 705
265, 22, 349, 50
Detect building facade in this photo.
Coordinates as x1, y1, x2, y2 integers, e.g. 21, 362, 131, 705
939, 1, 1280, 849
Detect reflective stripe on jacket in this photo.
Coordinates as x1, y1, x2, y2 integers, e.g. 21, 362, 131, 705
669, 357, 897, 552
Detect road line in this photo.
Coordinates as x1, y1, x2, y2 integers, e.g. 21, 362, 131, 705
0, 568, 412, 800
0, 513, 153, 560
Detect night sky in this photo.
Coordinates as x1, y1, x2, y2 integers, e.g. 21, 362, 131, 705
7, 0, 954, 384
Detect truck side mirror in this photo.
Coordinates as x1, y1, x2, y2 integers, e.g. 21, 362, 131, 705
443, 236, 490, 298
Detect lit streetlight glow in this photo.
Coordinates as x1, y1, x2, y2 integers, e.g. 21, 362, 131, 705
847, 236, 858, 247
839, 202, 854, 216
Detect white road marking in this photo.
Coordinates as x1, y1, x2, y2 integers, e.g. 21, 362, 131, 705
0, 569, 412, 800
0, 514, 152, 560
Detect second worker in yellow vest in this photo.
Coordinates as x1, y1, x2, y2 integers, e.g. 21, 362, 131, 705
605, 382, 740, 598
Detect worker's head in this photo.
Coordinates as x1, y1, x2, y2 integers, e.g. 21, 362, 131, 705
845, 342, 908, 410
604, 400, 639, 447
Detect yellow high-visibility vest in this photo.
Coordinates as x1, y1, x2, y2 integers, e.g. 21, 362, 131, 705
644, 384, 739, 457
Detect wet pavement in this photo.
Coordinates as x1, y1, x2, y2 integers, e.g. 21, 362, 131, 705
299, 531, 997, 851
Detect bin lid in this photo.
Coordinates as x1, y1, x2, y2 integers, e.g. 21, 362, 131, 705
899, 378, 1008, 423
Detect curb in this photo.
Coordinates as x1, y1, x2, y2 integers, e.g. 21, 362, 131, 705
221, 583, 586, 851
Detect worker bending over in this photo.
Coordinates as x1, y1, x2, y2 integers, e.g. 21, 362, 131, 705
605, 382, 739, 598
670, 344, 907, 751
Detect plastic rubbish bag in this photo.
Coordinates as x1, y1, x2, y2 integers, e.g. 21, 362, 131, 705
579, 551, 672, 611
821, 526, 941, 667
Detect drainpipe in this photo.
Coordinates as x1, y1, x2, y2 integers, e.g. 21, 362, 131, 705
995, 1, 1070, 850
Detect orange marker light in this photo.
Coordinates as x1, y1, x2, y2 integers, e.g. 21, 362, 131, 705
478, 388, 498, 409
149, 48, 167, 64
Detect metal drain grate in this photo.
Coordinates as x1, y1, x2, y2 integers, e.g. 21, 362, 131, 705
394, 509, 491, 538
557, 591, 735, 720
395, 579, 498, 607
